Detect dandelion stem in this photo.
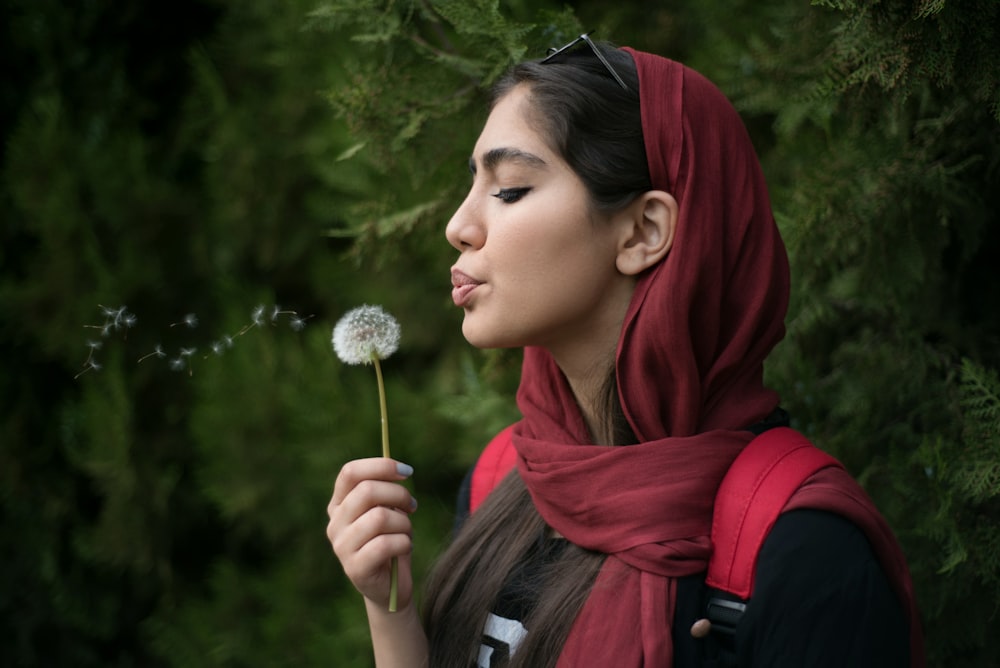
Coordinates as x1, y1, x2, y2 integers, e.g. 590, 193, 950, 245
371, 353, 397, 612
372, 356, 390, 459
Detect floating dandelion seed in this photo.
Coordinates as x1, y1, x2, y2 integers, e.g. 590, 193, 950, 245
166, 347, 198, 376
78, 301, 311, 379
332, 305, 402, 612
78, 305, 138, 374
98, 304, 135, 331
74, 359, 102, 379
86, 304, 136, 339
138, 344, 166, 363
235, 304, 269, 337
171, 313, 198, 328
75, 341, 104, 378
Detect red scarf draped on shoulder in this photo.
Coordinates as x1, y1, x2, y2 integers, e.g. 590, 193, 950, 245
510, 49, 923, 666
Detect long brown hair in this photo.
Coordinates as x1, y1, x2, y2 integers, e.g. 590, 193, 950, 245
422, 44, 649, 667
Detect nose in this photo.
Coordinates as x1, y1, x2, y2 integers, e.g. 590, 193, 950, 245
445, 192, 485, 252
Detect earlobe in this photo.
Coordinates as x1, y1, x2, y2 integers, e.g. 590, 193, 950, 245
616, 190, 678, 275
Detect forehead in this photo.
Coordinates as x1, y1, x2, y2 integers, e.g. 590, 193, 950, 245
472, 86, 557, 167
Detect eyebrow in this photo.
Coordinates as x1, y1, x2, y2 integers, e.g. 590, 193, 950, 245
468, 147, 548, 175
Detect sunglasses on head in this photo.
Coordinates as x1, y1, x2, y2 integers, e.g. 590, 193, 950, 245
540, 31, 630, 92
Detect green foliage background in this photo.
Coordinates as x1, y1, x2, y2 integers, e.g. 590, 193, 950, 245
1, 0, 997, 666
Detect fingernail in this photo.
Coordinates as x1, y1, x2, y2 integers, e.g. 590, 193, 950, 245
409, 496, 418, 511
396, 462, 413, 477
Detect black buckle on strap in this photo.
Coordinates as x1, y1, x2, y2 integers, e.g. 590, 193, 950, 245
705, 596, 747, 638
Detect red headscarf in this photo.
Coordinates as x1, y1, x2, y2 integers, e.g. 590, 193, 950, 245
510, 49, 923, 666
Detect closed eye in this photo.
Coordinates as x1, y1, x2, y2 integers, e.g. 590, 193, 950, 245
492, 187, 531, 204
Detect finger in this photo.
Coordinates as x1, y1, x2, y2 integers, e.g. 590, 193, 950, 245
331, 503, 413, 564
343, 536, 416, 606
352, 519, 414, 565
331, 458, 413, 506
329, 477, 417, 529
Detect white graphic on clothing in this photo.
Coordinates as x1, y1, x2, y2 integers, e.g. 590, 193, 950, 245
477, 612, 528, 668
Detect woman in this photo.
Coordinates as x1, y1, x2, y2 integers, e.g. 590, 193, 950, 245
327, 36, 923, 667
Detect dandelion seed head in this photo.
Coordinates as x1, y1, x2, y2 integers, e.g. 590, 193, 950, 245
251, 305, 266, 326
183, 313, 198, 328
271, 305, 281, 323
211, 341, 225, 355
154, 344, 165, 357
180, 347, 196, 358
290, 316, 306, 332
332, 305, 401, 365
87, 340, 103, 351
170, 358, 185, 371
223, 335, 234, 348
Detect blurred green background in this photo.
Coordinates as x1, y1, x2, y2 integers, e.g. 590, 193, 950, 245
1, 0, 998, 666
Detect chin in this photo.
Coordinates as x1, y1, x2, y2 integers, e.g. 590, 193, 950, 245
461, 317, 519, 350
461, 322, 493, 349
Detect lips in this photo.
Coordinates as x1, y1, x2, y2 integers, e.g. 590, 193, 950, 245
451, 268, 483, 307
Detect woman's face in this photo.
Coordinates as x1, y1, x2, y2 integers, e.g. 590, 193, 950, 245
446, 85, 635, 366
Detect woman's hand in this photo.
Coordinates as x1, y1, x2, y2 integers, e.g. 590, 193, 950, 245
327, 458, 417, 610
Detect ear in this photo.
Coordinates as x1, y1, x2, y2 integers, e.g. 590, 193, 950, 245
615, 190, 678, 276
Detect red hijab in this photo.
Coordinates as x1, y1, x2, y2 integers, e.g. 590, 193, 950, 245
510, 49, 923, 665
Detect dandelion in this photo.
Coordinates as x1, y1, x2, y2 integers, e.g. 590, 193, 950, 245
332, 305, 402, 611
332, 305, 401, 365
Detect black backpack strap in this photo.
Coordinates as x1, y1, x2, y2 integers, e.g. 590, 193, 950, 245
698, 588, 745, 668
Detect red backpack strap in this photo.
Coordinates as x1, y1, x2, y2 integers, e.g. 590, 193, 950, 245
706, 427, 841, 599
470, 424, 519, 514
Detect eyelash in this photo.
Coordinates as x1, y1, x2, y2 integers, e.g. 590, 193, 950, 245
492, 187, 531, 204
